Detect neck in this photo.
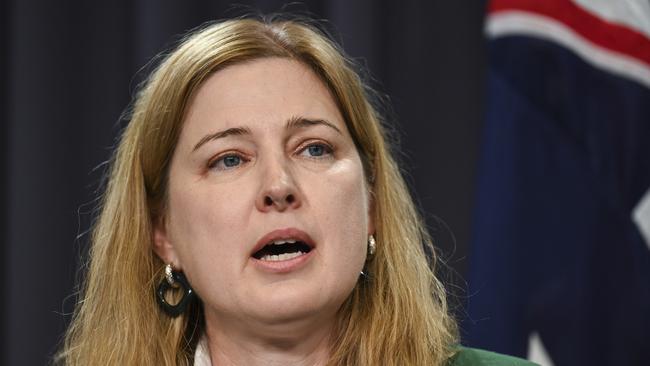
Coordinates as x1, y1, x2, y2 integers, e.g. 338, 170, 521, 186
203, 310, 334, 366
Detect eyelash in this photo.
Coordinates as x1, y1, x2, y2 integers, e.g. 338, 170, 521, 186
207, 141, 334, 172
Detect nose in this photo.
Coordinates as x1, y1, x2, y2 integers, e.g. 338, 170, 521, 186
255, 157, 302, 212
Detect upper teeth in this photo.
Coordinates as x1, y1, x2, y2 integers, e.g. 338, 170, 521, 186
260, 252, 305, 262
270, 239, 298, 245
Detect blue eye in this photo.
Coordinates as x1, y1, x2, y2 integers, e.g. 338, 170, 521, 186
222, 155, 241, 167
307, 145, 325, 156
301, 143, 332, 158
209, 154, 244, 171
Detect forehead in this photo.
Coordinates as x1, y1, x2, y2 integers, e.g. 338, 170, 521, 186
181, 57, 347, 137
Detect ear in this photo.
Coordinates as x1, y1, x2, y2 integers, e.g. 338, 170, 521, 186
152, 216, 182, 270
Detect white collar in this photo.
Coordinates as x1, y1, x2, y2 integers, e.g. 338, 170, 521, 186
193, 334, 212, 366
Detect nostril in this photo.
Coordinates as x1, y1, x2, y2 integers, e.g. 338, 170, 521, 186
262, 193, 296, 209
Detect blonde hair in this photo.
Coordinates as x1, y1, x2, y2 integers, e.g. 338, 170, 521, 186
57, 16, 458, 365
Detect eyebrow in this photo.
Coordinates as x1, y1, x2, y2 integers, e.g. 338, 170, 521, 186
192, 116, 342, 152
285, 116, 343, 135
192, 126, 251, 152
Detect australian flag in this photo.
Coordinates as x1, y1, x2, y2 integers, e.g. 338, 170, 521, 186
464, 1, 650, 365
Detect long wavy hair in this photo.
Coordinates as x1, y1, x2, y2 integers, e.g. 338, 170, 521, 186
57, 16, 458, 365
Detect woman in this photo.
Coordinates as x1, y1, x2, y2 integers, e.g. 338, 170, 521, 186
57, 16, 534, 365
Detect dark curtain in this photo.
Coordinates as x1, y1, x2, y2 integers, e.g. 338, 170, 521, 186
1, 1, 486, 364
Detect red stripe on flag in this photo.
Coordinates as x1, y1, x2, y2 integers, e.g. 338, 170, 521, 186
488, 0, 650, 66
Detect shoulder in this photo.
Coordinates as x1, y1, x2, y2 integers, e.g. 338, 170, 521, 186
447, 347, 539, 366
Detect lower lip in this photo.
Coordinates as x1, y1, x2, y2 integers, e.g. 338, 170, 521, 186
251, 249, 314, 273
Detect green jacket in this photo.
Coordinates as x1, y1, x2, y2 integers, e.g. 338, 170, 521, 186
448, 347, 539, 366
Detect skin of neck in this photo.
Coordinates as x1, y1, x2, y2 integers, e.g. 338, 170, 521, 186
203, 306, 337, 366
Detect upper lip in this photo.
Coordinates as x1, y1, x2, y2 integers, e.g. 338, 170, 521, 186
251, 228, 316, 257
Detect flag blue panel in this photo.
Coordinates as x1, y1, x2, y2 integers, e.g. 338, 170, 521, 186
464, 35, 650, 365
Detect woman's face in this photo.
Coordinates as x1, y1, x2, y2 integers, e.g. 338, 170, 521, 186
154, 58, 373, 329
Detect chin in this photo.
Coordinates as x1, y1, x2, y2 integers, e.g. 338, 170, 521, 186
246, 283, 349, 326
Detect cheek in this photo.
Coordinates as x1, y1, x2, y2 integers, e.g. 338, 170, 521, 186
329, 159, 369, 220
325, 181, 367, 229
166, 181, 253, 278
311, 160, 369, 259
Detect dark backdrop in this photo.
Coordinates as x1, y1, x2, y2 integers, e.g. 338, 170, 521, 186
1, 1, 486, 364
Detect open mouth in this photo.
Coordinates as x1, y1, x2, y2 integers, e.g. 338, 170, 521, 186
252, 239, 312, 262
